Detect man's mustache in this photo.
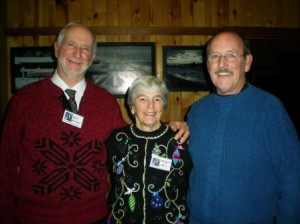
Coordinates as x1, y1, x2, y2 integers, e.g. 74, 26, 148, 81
214, 67, 233, 75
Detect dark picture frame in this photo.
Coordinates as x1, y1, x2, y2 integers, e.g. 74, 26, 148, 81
10, 46, 56, 93
163, 46, 208, 91
87, 42, 156, 97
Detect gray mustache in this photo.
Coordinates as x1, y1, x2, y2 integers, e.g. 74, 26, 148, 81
215, 68, 233, 75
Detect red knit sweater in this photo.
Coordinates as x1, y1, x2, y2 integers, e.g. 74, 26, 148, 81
0, 77, 127, 224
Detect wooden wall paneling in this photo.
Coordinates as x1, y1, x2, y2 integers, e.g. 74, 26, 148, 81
153, 0, 169, 26
181, 91, 209, 121
23, 0, 35, 26
237, 1, 261, 27
169, 0, 181, 25
181, 35, 196, 46
280, 0, 300, 27
297, 0, 300, 27
193, 0, 206, 26
119, 0, 131, 26
181, 0, 194, 27
39, 0, 56, 45
194, 91, 209, 102
35, 1, 48, 47
208, 0, 220, 26
161, 90, 172, 122
105, 0, 120, 42
149, 34, 157, 67
39, 0, 47, 26
130, 35, 148, 42
232, 0, 300, 27
130, 0, 151, 43
192, 0, 208, 47
8, 0, 33, 27
131, 0, 150, 26
265, 0, 289, 27
243, 1, 262, 26
227, 1, 248, 26
169, 0, 181, 48
155, 34, 170, 122
261, 0, 280, 27
148, 0, 155, 26
238, 1, 254, 26
81, 0, 95, 25
155, 36, 164, 79
161, 96, 171, 122
191, 35, 208, 49
117, 98, 132, 124
192, 0, 209, 45
54, 0, 68, 26
68, 0, 82, 22
169, 92, 183, 121
23, 0, 42, 47
33, 0, 44, 46
217, 0, 230, 26
97, 35, 107, 43
181, 92, 193, 120
203, 0, 212, 26
7, 0, 21, 27
118, 35, 131, 42
228, 0, 240, 26
152, 0, 169, 80
181, 92, 195, 120
168, 34, 182, 46
92, 0, 106, 26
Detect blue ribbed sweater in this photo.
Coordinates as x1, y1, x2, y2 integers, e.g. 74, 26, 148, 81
187, 84, 300, 224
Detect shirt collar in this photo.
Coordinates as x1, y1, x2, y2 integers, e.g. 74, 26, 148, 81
51, 70, 86, 99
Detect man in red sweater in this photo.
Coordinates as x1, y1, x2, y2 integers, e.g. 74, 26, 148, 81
0, 22, 188, 224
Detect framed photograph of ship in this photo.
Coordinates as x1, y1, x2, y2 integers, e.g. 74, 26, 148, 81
10, 46, 55, 93
86, 42, 156, 97
163, 46, 208, 91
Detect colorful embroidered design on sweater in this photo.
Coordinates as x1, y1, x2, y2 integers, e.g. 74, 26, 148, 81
106, 124, 191, 224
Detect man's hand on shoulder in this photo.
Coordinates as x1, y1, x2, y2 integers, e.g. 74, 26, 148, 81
168, 121, 189, 144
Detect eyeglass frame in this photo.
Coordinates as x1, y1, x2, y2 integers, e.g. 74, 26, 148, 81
207, 51, 247, 63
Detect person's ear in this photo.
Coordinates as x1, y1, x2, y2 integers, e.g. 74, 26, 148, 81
244, 54, 253, 72
54, 42, 59, 58
130, 106, 135, 115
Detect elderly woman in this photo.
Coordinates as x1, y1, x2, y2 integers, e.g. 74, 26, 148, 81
105, 75, 191, 224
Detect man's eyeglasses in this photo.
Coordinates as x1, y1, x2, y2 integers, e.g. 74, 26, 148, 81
207, 52, 246, 63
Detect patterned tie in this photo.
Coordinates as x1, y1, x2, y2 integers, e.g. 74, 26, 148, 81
65, 89, 77, 112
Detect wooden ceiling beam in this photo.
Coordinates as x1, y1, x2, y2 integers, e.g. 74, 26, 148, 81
5, 26, 300, 39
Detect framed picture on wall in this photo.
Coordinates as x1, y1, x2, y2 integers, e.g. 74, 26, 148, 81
163, 46, 208, 91
86, 42, 156, 97
10, 46, 55, 93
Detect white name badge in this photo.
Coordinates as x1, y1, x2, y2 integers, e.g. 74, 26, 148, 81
62, 110, 84, 128
150, 154, 172, 171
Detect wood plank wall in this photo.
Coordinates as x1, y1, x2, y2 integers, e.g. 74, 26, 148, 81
1, 0, 300, 124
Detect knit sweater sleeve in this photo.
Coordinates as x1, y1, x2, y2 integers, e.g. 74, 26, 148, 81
0, 93, 24, 224
264, 98, 300, 223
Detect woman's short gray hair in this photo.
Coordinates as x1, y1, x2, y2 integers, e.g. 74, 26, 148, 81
127, 75, 169, 109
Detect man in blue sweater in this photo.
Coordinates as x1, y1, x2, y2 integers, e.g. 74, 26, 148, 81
187, 31, 300, 223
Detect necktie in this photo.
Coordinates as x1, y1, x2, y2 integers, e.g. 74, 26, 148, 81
65, 89, 77, 112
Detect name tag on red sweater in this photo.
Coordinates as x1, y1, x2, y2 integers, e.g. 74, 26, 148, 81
62, 110, 84, 128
